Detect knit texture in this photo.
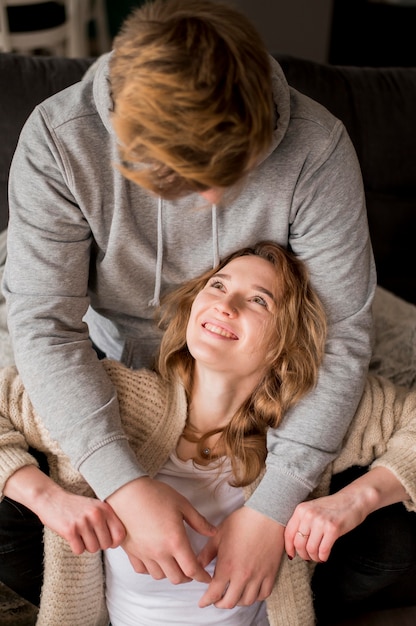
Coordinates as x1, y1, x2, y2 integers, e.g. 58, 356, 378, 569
0, 362, 415, 625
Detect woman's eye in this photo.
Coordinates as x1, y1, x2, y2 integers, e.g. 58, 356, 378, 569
252, 295, 268, 308
209, 280, 224, 290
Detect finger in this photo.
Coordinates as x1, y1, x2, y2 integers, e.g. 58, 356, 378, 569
198, 576, 230, 608
303, 533, 323, 563
214, 579, 244, 610
128, 555, 149, 574
234, 572, 276, 606
175, 547, 212, 584
108, 518, 127, 548
93, 513, 126, 550
284, 530, 296, 558
97, 505, 126, 548
85, 521, 114, 552
236, 581, 263, 607
284, 515, 301, 558
65, 517, 105, 554
81, 532, 102, 553
152, 556, 194, 584
197, 536, 218, 569
141, 559, 166, 580
256, 575, 275, 602
68, 535, 87, 555
293, 530, 312, 561
162, 527, 212, 584
302, 525, 338, 563
316, 531, 337, 562
182, 504, 217, 538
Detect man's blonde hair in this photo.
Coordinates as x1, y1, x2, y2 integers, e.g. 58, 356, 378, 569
110, 0, 274, 198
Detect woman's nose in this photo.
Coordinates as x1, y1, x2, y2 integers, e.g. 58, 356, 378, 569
217, 296, 238, 316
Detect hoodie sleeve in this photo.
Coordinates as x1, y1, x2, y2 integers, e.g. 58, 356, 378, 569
247, 119, 376, 525
3, 105, 145, 501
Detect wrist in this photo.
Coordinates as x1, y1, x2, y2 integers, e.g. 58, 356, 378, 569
4, 465, 62, 514
338, 466, 406, 516
106, 476, 152, 507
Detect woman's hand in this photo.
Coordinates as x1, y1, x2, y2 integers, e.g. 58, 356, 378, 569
285, 490, 368, 563
4, 465, 126, 554
285, 466, 410, 563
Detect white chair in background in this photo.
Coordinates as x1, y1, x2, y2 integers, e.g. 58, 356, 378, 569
67, 0, 111, 57
0, 0, 111, 56
0, 0, 71, 55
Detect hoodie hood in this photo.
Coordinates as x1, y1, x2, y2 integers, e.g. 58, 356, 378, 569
89, 52, 291, 161
262, 55, 291, 163
87, 52, 291, 307
87, 52, 115, 136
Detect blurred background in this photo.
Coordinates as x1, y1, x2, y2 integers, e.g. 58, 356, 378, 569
91, 0, 416, 66
1, 0, 416, 69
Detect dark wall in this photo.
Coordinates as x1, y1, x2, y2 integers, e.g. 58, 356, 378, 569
330, 0, 416, 67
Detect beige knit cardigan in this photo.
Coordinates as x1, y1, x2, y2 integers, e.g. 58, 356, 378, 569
0, 359, 416, 626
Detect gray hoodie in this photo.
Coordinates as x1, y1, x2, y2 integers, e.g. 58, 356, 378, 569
3, 54, 376, 525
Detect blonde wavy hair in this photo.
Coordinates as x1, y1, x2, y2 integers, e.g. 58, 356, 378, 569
109, 0, 274, 199
156, 241, 327, 486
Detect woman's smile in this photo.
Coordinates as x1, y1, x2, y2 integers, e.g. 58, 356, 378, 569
202, 321, 239, 340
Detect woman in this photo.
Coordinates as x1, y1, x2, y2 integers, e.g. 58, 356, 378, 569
0, 242, 414, 625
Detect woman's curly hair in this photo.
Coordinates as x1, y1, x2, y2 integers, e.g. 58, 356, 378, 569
155, 241, 327, 486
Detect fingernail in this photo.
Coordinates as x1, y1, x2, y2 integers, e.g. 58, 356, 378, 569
288, 555, 293, 560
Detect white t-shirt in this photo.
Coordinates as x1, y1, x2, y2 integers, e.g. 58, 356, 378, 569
105, 452, 269, 625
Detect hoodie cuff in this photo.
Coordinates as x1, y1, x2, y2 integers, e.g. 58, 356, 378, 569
78, 437, 147, 501
245, 466, 313, 526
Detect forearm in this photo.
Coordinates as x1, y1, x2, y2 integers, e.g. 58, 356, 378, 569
3, 464, 64, 517
336, 466, 410, 516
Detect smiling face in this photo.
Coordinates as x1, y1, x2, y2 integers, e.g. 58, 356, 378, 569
186, 255, 279, 385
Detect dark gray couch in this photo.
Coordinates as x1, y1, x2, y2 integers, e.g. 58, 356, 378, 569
0, 51, 415, 305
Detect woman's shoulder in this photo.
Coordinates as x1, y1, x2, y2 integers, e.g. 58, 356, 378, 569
102, 359, 168, 395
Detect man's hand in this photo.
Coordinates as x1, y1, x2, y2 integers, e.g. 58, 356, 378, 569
197, 507, 284, 609
107, 477, 217, 584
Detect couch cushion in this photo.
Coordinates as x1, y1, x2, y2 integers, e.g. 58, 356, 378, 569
275, 54, 416, 304
0, 53, 95, 232
370, 286, 416, 391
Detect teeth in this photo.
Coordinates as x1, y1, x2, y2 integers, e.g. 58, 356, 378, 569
204, 323, 237, 339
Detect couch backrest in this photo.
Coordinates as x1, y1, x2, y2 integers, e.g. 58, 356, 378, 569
275, 54, 416, 304
0, 52, 415, 303
0, 53, 94, 233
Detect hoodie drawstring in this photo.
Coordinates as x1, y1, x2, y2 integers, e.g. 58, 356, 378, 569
148, 196, 164, 307
211, 203, 219, 268
148, 199, 219, 308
